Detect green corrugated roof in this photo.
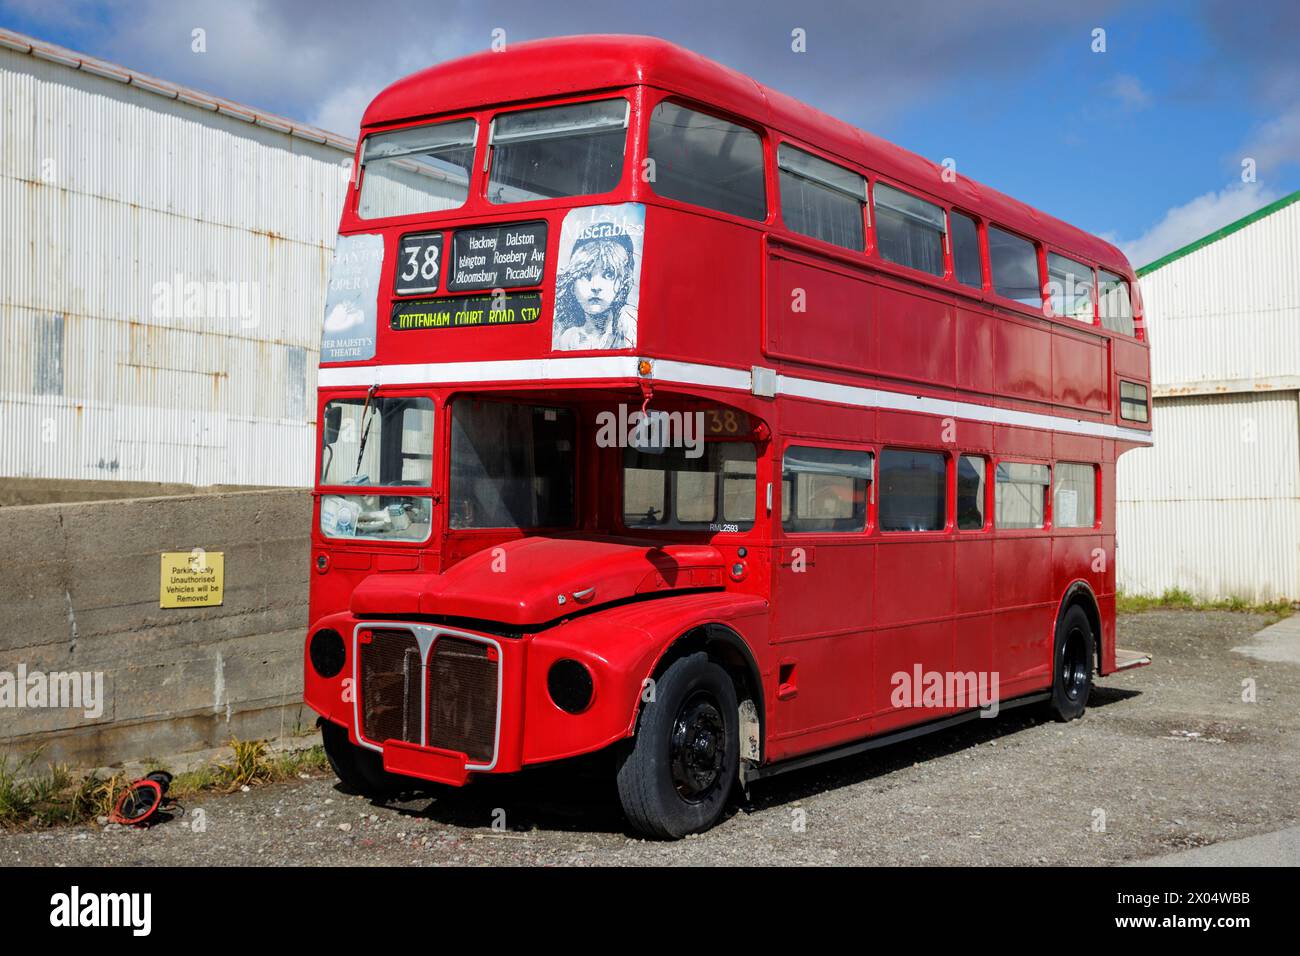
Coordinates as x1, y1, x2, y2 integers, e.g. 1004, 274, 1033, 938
1136, 188, 1300, 277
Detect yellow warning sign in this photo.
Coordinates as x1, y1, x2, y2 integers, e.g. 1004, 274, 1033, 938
160, 550, 225, 608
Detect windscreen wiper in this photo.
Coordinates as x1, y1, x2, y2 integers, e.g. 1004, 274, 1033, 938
353, 384, 379, 477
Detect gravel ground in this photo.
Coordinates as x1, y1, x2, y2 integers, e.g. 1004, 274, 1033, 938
4, 609, 1297, 866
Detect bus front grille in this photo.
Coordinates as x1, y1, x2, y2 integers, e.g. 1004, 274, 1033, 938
359, 629, 422, 746
426, 637, 498, 763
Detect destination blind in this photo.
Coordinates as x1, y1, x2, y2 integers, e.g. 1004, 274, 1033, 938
391, 292, 544, 330
447, 221, 547, 291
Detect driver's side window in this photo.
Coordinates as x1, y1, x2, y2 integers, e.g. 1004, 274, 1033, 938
782, 445, 873, 533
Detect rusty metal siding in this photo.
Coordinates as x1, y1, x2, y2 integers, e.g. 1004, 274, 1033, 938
1121, 193, 1300, 601
0, 43, 350, 485
1117, 392, 1300, 602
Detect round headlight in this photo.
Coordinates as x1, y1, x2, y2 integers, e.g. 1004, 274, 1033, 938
309, 628, 346, 678
547, 659, 594, 714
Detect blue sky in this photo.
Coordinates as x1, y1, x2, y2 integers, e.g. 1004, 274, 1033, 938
3, 0, 1297, 267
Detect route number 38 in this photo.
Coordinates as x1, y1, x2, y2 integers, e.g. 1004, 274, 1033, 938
394, 232, 444, 295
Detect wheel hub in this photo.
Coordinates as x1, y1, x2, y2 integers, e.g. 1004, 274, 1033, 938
1061, 626, 1088, 701
670, 692, 726, 802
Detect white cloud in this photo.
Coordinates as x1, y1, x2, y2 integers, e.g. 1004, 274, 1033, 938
309, 79, 384, 137
1117, 182, 1281, 268
1240, 105, 1300, 180
6, 0, 1125, 142
37, 0, 481, 135
1104, 74, 1151, 111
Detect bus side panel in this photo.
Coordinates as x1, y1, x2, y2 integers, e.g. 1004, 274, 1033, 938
763, 247, 879, 373
639, 204, 765, 369
992, 535, 1055, 692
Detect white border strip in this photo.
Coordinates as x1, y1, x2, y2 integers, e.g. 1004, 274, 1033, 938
319, 357, 1153, 445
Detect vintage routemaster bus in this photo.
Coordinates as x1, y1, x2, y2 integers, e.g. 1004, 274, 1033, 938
304, 35, 1153, 838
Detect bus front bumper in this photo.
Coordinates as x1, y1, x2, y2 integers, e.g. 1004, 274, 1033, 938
305, 613, 656, 786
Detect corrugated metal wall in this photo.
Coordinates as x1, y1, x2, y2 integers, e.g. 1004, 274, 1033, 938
1140, 200, 1300, 391
1117, 392, 1300, 602
1119, 196, 1300, 601
0, 46, 350, 485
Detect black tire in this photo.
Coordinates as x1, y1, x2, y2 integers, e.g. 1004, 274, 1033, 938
320, 720, 411, 798
616, 652, 739, 839
1047, 605, 1095, 722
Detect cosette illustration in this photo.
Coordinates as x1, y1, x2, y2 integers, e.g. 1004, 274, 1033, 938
552, 203, 645, 351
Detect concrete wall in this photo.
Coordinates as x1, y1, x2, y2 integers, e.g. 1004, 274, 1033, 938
0, 488, 312, 768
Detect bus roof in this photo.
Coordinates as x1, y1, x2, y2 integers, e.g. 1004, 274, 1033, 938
363, 34, 1130, 273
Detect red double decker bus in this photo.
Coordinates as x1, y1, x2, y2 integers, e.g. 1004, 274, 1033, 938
304, 35, 1153, 838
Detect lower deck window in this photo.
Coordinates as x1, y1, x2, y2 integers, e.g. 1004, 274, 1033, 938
957, 455, 987, 530
879, 449, 946, 532
320, 494, 433, 542
995, 461, 1049, 529
1053, 462, 1097, 528
782, 445, 872, 532
449, 400, 575, 529
624, 442, 756, 532
320, 396, 434, 487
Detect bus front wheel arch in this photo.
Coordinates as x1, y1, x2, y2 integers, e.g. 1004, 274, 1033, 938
638, 625, 764, 763
1058, 583, 1103, 675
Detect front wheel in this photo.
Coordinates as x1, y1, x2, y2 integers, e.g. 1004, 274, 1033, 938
1047, 605, 1095, 722
616, 652, 739, 839
320, 720, 412, 798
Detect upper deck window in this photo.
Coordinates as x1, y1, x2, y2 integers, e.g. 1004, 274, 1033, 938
777, 145, 866, 251
873, 183, 946, 277
357, 119, 476, 220
487, 99, 628, 204
1047, 253, 1096, 323
646, 101, 766, 221
950, 211, 983, 289
1099, 270, 1136, 336
988, 226, 1041, 307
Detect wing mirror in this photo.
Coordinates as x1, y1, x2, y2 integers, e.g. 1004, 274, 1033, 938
323, 404, 343, 445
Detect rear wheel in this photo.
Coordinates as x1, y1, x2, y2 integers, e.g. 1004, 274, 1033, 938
616, 652, 739, 839
320, 720, 411, 798
1047, 605, 1095, 722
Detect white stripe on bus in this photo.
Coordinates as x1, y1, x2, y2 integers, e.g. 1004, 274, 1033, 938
318, 357, 1154, 445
